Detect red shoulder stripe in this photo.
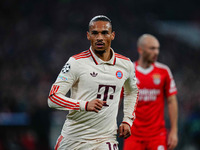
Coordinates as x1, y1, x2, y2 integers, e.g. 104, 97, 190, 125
115, 53, 130, 61
73, 54, 91, 60
73, 50, 91, 60
73, 50, 90, 57
73, 51, 90, 58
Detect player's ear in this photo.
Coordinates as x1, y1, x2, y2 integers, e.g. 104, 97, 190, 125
111, 31, 115, 40
87, 31, 90, 40
138, 47, 142, 54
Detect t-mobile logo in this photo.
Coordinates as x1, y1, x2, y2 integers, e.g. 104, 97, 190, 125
97, 85, 116, 106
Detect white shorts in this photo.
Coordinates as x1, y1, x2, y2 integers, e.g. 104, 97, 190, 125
55, 135, 118, 150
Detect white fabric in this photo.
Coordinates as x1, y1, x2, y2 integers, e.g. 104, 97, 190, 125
48, 48, 138, 142
56, 135, 118, 150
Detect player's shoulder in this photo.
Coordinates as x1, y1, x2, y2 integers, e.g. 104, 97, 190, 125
115, 53, 130, 61
154, 62, 170, 70
115, 53, 133, 72
72, 49, 91, 60
64, 50, 91, 67
154, 62, 173, 76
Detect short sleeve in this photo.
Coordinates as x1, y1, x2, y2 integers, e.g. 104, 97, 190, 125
164, 67, 177, 97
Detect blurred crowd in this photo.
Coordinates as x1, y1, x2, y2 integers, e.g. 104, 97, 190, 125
0, 0, 200, 149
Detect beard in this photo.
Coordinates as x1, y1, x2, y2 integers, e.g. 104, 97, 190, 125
94, 49, 106, 55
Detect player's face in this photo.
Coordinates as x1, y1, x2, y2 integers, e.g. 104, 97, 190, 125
87, 21, 115, 52
141, 37, 160, 63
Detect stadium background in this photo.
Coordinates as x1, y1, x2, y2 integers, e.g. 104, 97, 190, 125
0, 0, 200, 149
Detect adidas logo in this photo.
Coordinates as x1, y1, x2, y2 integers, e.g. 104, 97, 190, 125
90, 72, 98, 77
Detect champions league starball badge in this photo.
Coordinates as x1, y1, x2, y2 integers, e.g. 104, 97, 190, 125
62, 63, 71, 73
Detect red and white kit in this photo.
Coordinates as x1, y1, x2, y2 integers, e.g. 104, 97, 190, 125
124, 61, 177, 150
48, 48, 138, 150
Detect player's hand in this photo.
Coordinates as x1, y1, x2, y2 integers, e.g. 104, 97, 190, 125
118, 123, 131, 139
168, 129, 178, 150
86, 99, 106, 113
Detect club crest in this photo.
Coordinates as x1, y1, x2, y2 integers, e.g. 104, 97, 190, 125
116, 70, 123, 79
152, 74, 161, 85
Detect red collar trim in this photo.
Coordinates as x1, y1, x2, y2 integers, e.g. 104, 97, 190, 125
89, 48, 116, 65
89, 49, 98, 65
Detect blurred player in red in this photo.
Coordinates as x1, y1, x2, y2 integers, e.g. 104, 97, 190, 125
123, 34, 178, 150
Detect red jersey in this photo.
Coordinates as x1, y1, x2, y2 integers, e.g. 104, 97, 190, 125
131, 61, 177, 140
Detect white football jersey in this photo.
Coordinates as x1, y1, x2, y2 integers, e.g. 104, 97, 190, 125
48, 48, 138, 142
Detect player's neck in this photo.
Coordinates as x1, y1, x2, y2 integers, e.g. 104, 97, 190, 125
94, 49, 112, 61
138, 59, 152, 69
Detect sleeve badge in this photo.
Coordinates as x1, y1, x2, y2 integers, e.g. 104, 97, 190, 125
62, 63, 71, 73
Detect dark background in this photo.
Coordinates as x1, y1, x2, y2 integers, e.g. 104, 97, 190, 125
0, 0, 200, 149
